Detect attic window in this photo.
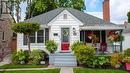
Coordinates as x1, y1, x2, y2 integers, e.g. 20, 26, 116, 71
63, 14, 67, 19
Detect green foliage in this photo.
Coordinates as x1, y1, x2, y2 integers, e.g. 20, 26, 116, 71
71, 41, 84, 51
26, 0, 58, 18
127, 11, 130, 23
12, 50, 29, 64
110, 53, 123, 68
93, 56, 110, 68
25, 0, 85, 18
12, 22, 40, 34
29, 49, 44, 65
45, 40, 57, 53
124, 48, 130, 57
73, 44, 95, 67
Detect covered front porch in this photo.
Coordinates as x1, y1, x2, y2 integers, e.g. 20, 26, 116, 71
80, 25, 124, 54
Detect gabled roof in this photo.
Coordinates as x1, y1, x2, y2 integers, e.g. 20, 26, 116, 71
24, 8, 123, 29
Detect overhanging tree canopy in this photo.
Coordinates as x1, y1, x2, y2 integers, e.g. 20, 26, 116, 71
12, 22, 40, 51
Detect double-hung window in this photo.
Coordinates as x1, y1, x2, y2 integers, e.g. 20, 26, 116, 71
23, 30, 44, 45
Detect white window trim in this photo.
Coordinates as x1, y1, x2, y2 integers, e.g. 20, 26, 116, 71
24, 29, 45, 45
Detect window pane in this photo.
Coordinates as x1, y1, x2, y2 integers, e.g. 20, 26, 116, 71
37, 37, 43, 43
37, 30, 44, 36
85, 30, 92, 43
23, 35, 27, 45
37, 30, 44, 43
30, 32, 35, 43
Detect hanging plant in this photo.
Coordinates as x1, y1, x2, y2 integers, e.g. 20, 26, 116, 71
108, 31, 124, 43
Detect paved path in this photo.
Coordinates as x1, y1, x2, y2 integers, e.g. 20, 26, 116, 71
0, 68, 59, 71
60, 67, 73, 73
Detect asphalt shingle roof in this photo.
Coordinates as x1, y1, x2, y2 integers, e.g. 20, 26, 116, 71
24, 8, 123, 28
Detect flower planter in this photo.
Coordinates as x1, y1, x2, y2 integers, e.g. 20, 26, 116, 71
126, 62, 130, 70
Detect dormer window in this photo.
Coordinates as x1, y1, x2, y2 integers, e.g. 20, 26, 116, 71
63, 14, 67, 19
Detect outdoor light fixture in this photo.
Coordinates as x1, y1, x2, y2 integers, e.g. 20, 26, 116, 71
73, 28, 77, 35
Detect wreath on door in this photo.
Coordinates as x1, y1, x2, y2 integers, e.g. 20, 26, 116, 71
63, 30, 68, 36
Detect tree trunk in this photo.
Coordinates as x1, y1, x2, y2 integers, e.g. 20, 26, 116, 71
26, 34, 31, 52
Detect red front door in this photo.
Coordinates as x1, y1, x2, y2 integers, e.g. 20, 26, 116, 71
61, 28, 70, 51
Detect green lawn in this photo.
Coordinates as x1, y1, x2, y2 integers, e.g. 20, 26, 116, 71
0, 64, 47, 69
0, 69, 60, 73
74, 68, 128, 73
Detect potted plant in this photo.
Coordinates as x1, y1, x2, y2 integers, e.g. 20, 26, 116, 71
45, 40, 57, 53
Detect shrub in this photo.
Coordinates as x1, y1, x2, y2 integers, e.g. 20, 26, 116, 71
45, 40, 57, 53
71, 41, 84, 51
124, 48, 130, 57
110, 53, 123, 68
93, 56, 110, 68
12, 52, 20, 64
73, 44, 95, 67
29, 49, 44, 65
12, 50, 29, 64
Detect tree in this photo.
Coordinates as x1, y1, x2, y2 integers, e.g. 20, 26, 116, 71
12, 22, 40, 52
25, 0, 85, 19
9, 0, 26, 22
127, 11, 130, 23
25, 0, 59, 19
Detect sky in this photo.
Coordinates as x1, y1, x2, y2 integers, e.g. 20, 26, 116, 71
19, 0, 130, 24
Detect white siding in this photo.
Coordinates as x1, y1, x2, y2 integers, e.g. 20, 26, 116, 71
123, 33, 130, 50
49, 10, 83, 52
17, 10, 83, 52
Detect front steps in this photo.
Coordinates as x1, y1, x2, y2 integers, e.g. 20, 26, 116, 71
49, 52, 77, 67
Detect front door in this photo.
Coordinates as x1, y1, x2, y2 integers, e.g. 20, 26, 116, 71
61, 28, 70, 51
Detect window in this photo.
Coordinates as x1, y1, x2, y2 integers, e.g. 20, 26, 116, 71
23, 30, 45, 45
37, 30, 44, 43
63, 14, 67, 19
30, 32, 35, 43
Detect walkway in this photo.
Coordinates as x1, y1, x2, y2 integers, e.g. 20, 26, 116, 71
0, 68, 58, 71
60, 67, 73, 73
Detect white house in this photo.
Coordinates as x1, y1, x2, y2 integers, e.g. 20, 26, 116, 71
16, 8, 125, 66
123, 23, 130, 50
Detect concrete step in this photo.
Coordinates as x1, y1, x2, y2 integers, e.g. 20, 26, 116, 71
49, 52, 77, 67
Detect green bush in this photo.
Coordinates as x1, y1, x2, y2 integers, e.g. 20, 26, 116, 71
73, 44, 95, 67
45, 40, 57, 53
71, 41, 84, 51
124, 48, 130, 57
29, 49, 44, 65
12, 50, 29, 64
93, 56, 110, 68
110, 53, 123, 68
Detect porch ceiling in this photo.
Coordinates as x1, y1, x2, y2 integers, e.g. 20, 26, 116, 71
80, 25, 125, 30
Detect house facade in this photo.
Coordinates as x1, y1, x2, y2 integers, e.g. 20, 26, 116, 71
0, 0, 15, 61
123, 23, 130, 50
17, 0, 125, 66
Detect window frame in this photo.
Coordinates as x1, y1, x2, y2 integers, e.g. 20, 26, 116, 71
23, 29, 45, 45
37, 30, 45, 43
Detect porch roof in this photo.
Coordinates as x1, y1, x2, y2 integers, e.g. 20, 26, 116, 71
80, 25, 125, 30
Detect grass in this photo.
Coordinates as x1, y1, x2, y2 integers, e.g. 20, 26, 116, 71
0, 69, 60, 73
0, 64, 47, 69
74, 68, 128, 73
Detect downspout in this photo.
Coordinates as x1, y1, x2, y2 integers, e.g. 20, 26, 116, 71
120, 29, 123, 52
